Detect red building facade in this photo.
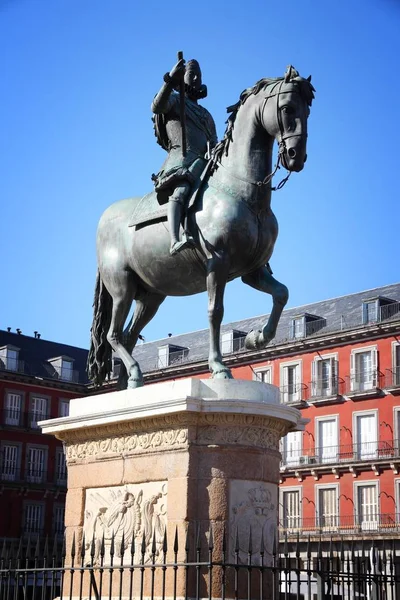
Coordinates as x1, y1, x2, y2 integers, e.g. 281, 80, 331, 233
0, 330, 88, 542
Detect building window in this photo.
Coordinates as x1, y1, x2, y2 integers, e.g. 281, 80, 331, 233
157, 345, 189, 368
350, 347, 378, 392
53, 505, 65, 536
0, 345, 21, 372
363, 300, 379, 324
317, 486, 338, 529
30, 396, 48, 428
354, 411, 377, 460
291, 317, 304, 339
356, 483, 379, 531
26, 446, 46, 483
59, 400, 69, 417
317, 417, 338, 463
5, 392, 22, 426
281, 431, 302, 466
254, 367, 272, 384
55, 448, 67, 485
280, 362, 302, 403
47, 356, 76, 382
280, 489, 301, 530
393, 343, 400, 386
24, 503, 44, 535
1, 444, 20, 481
311, 356, 338, 397
221, 330, 246, 355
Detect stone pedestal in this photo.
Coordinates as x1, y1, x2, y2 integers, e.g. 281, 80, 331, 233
41, 378, 306, 599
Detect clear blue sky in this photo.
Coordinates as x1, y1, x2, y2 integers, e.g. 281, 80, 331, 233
1, 0, 399, 349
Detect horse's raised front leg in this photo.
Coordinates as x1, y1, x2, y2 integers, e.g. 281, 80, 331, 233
242, 266, 288, 350
207, 255, 233, 379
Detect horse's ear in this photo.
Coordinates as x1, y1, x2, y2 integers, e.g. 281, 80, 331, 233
307, 75, 312, 82
284, 65, 299, 82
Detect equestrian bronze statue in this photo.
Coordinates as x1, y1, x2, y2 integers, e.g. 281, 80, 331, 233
87, 60, 315, 389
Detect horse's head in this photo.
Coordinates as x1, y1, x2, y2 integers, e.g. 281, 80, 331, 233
262, 66, 315, 173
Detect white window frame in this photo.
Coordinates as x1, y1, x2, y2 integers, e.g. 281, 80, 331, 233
1, 441, 22, 481
354, 480, 379, 531
29, 395, 49, 428
392, 341, 400, 386
311, 352, 338, 397
281, 430, 303, 466
350, 345, 378, 392
4, 390, 24, 426
280, 486, 302, 531
280, 360, 303, 403
253, 365, 273, 385
315, 414, 339, 463
353, 409, 378, 460
23, 502, 45, 535
55, 447, 67, 485
315, 483, 339, 530
26, 444, 48, 483
291, 317, 305, 339
59, 399, 70, 418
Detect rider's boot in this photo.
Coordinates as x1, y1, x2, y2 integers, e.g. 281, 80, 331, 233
168, 199, 189, 256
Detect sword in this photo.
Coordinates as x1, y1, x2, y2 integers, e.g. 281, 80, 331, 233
177, 50, 187, 157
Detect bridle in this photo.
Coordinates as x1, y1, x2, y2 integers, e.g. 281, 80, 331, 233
215, 80, 307, 191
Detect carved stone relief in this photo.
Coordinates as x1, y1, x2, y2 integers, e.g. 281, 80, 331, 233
229, 480, 277, 565
83, 482, 167, 564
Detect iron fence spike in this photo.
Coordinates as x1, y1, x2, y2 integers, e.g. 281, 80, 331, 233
234, 526, 240, 553
151, 530, 157, 556
71, 531, 76, 559
162, 527, 168, 554
247, 526, 252, 555
329, 535, 333, 561
222, 525, 227, 554
130, 532, 135, 557
51, 535, 58, 561
61, 534, 66, 559
110, 530, 115, 557
174, 526, 179, 553
185, 524, 190, 552
25, 535, 31, 560
296, 531, 300, 558
34, 536, 41, 559
340, 536, 344, 562
140, 530, 146, 555
101, 532, 106, 558
90, 533, 96, 559
16, 537, 23, 560
208, 523, 214, 551
196, 523, 201, 551
43, 536, 49, 561
259, 526, 264, 556
272, 530, 277, 558
284, 530, 289, 557
120, 531, 126, 559
307, 535, 311, 559
80, 533, 86, 559
382, 545, 387, 565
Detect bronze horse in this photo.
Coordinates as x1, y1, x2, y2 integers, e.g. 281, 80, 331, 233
88, 66, 315, 389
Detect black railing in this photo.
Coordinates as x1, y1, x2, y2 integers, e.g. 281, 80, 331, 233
386, 367, 400, 388
281, 439, 398, 467
1, 529, 400, 600
0, 469, 67, 487
309, 376, 345, 398
279, 383, 308, 404
346, 370, 384, 394
279, 512, 400, 536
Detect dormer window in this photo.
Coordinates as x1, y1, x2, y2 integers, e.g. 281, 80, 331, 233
47, 356, 75, 382
290, 314, 325, 339
157, 345, 189, 369
363, 296, 400, 324
0, 345, 21, 372
221, 330, 246, 355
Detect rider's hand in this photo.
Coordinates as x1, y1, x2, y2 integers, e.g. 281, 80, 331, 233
169, 59, 185, 85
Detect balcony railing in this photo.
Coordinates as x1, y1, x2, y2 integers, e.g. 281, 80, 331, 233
279, 383, 308, 404
386, 367, 400, 388
279, 512, 400, 537
309, 377, 345, 399
1, 410, 50, 429
0, 357, 25, 373
346, 369, 384, 395
0, 468, 67, 487
281, 439, 398, 467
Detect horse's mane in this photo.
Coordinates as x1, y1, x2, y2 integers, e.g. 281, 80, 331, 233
211, 68, 315, 170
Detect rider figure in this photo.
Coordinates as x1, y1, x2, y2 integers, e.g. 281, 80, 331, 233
151, 58, 218, 255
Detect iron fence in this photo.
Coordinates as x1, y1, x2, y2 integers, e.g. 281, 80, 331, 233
1, 528, 400, 600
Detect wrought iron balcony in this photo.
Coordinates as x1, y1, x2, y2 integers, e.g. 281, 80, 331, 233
386, 367, 400, 390
345, 369, 384, 396
308, 376, 345, 400
279, 512, 400, 537
279, 383, 308, 405
281, 439, 398, 468
0, 468, 67, 487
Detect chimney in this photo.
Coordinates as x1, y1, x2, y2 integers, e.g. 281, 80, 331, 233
16, 329, 22, 335
7, 327, 11, 332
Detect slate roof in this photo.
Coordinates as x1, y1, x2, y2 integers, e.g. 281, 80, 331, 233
0, 330, 89, 384
132, 282, 400, 373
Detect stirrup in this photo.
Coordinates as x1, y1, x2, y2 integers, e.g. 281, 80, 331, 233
170, 240, 189, 256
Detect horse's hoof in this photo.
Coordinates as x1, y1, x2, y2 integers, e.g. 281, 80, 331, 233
211, 368, 234, 380
245, 329, 263, 350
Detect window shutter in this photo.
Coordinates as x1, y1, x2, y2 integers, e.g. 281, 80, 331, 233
311, 360, 317, 396
330, 357, 337, 394
350, 352, 355, 390
371, 348, 378, 386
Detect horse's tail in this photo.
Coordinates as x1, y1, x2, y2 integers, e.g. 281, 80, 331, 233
87, 270, 113, 386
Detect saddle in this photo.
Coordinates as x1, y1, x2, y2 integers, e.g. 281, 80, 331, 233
128, 161, 212, 229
